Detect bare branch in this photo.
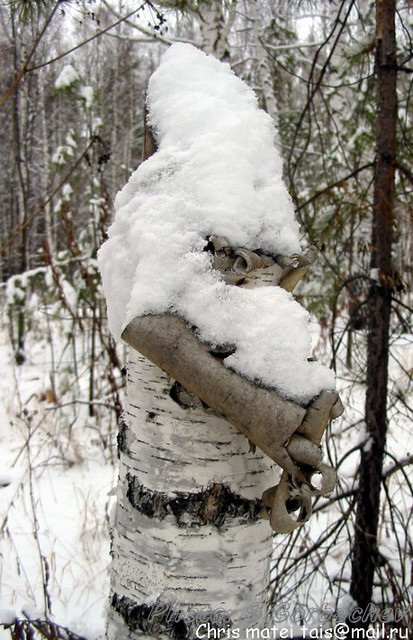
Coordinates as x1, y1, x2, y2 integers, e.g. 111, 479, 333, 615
296, 162, 374, 211
263, 40, 327, 52
27, 2, 149, 71
0, 0, 62, 109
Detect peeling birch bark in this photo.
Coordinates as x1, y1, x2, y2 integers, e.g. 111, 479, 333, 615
122, 314, 307, 481
263, 390, 343, 533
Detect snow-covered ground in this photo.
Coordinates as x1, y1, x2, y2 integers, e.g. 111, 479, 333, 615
0, 321, 118, 639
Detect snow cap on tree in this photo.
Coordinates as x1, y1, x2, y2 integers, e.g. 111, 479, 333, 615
98, 42, 336, 404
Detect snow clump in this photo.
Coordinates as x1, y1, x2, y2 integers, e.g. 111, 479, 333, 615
98, 43, 336, 404
55, 64, 80, 89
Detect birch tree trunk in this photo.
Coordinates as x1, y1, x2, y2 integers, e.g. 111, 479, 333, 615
105, 65, 279, 636
198, 0, 237, 62
104, 40, 338, 640
107, 352, 274, 639
249, 1, 279, 131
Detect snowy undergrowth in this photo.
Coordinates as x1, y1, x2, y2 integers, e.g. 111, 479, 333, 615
0, 307, 121, 639
0, 312, 411, 638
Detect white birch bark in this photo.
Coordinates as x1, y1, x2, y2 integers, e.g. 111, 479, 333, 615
198, 0, 237, 61
247, 0, 280, 148
39, 72, 54, 254
107, 352, 275, 639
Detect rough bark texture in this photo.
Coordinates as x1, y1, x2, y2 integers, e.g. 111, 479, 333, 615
106, 353, 275, 640
126, 476, 263, 527
350, 0, 397, 616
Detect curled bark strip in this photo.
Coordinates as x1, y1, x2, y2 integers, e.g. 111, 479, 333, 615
278, 245, 319, 292
297, 390, 344, 442
262, 476, 313, 533
207, 235, 318, 290
233, 248, 268, 275
286, 434, 322, 467
208, 235, 273, 285
264, 391, 343, 533
122, 314, 307, 481
313, 463, 337, 496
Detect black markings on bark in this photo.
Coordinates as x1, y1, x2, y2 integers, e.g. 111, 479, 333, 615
111, 593, 232, 640
169, 380, 205, 410
126, 475, 262, 527
117, 413, 129, 455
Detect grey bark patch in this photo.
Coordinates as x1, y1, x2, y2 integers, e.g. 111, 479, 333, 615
126, 475, 262, 527
111, 593, 232, 640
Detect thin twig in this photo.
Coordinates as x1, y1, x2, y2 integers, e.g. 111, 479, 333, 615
296, 162, 374, 214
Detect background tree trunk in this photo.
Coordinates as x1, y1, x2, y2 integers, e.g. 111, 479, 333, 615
349, 0, 397, 616
198, 0, 236, 62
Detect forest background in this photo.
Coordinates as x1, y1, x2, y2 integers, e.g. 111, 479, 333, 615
0, 0, 412, 639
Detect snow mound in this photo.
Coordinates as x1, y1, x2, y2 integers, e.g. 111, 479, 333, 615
98, 43, 335, 403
